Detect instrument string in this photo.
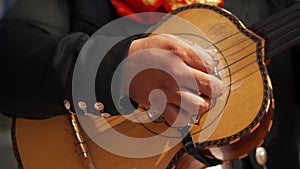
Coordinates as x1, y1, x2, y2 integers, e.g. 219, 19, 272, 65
174, 31, 252, 59
221, 59, 257, 81
75, 113, 160, 154
214, 41, 254, 61
73, 31, 266, 148
217, 48, 257, 72
174, 32, 261, 76
213, 37, 249, 57
80, 52, 260, 143
225, 68, 260, 89
207, 31, 241, 47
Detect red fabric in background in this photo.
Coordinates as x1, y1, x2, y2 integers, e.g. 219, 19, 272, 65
110, 0, 224, 23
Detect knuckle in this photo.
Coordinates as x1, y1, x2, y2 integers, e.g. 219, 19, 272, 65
198, 98, 211, 114
205, 59, 215, 73
211, 76, 225, 97
202, 75, 213, 95
170, 45, 182, 56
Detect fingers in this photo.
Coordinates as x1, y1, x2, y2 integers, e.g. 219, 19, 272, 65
163, 34, 216, 74
172, 66, 224, 98
168, 88, 211, 117
189, 68, 225, 98
130, 34, 216, 74
127, 34, 225, 126
162, 87, 211, 126
162, 104, 187, 127
157, 34, 224, 97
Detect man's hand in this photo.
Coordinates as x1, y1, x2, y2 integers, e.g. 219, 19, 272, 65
125, 34, 224, 126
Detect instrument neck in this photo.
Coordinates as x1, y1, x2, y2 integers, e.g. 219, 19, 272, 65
248, 2, 300, 62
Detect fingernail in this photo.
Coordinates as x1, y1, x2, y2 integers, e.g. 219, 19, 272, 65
211, 75, 225, 98
206, 49, 218, 57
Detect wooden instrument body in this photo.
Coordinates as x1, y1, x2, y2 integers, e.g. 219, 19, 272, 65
13, 5, 273, 169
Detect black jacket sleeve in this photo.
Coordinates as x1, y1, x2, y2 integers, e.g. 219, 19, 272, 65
0, 0, 136, 119
0, 0, 90, 119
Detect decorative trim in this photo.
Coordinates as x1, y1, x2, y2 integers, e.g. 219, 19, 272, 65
64, 100, 96, 169
11, 118, 24, 169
